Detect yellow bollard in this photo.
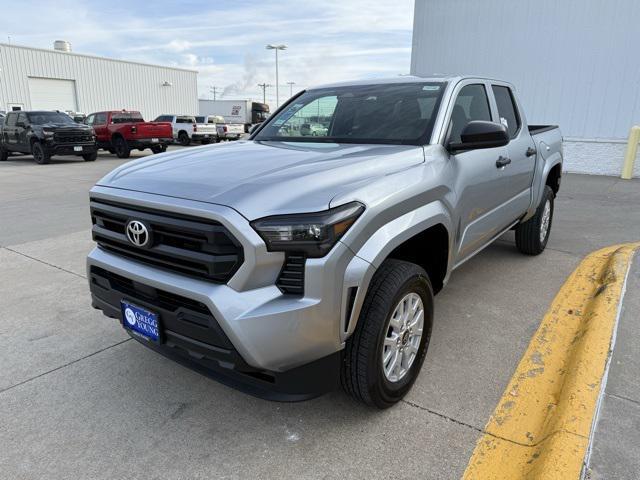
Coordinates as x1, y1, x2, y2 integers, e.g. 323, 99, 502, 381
621, 125, 640, 179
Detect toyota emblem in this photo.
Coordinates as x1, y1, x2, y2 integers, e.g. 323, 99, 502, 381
125, 220, 151, 248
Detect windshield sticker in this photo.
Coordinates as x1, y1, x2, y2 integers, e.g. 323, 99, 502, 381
422, 85, 440, 91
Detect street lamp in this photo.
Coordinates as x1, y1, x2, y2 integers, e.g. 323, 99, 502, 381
266, 44, 287, 107
287, 81, 296, 98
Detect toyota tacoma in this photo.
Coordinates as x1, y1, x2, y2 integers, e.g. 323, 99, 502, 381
87, 76, 563, 408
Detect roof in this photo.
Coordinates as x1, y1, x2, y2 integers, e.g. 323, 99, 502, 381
310, 74, 510, 90
0, 42, 198, 73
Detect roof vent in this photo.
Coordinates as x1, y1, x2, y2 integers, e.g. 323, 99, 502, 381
54, 40, 72, 52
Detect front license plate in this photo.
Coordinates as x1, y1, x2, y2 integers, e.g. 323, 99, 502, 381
73, 146, 83, 152
151, 138, 159, 143
121, 300, 160, 342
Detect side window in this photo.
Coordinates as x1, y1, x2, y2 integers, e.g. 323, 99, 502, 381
17, 112, 28, 126
449, 84, 492, 144
86, 114, 95, 126
492, 85, 520, 138
5, 113, 17, 127
94, 113, 107, 125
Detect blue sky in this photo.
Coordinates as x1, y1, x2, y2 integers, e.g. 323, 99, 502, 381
1, 0, 415, 104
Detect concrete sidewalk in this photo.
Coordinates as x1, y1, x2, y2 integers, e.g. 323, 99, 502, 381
586, 251, 640, 479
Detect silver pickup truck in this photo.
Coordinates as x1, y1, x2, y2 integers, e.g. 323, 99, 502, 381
87, 76, 562, 408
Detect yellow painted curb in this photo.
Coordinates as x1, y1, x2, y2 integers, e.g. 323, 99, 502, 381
463, 243, 640, 480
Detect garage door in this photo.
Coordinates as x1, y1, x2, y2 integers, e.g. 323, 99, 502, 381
28, 77, 78, 111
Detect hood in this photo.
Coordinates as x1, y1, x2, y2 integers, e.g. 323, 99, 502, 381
97, 140, 425, 219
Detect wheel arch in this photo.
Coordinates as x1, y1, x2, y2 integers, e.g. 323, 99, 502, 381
546, 162, 562, 195
340, 202, 453, 342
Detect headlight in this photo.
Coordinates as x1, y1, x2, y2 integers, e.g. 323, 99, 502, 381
250, 202, 365, 257
43, 130, 54, 137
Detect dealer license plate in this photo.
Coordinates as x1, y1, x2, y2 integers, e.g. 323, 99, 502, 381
121, 300, 160, 343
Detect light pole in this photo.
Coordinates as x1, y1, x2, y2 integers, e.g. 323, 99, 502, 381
287, 81, 296, 97
265, 44, 287, 107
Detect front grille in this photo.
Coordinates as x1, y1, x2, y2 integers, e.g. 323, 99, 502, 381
276, 254, 306, 295
90, 266, 233, 350
90, 199, 243, 283
54, 131, 94, 144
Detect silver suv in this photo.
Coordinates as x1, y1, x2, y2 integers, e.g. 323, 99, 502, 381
87, 76, 562, 408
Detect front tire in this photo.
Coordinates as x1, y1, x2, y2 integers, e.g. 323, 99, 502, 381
341, 259, 434, 409
0, 145, 8, 161
31, 141, 50, 164
150, 145, 167, 154
515, 185, 555, 255
82, 152, 97, 162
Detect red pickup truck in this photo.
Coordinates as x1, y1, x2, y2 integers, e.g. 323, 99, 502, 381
85, 111, 173, 158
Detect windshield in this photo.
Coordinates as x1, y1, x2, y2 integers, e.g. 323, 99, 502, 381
27, 112, 76, 125
112, 112, 144, 123
254, 82, 446, 145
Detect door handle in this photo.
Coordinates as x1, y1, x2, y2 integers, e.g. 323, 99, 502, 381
526, 147, 537, 157
496, 156, 511, 168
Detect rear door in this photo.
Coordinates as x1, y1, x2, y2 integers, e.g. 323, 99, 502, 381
16, 112, 30, 152
443, 81, 516, 263
491, 83, 536, 209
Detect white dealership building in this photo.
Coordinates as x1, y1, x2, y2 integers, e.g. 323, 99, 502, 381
0, 41, 198, 120
411, 0, 640, 177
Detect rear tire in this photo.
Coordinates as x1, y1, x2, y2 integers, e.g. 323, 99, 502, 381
515, 185, 555, 255
31, 141, 50, 164
178, 131, 191, 146
0, 145, 8, 161
113, 137, 130, 159
82, 152, 97, 162
150, 145, 167, 154
341, 259, 434, 409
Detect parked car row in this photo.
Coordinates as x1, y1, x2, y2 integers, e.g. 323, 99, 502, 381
153, 114, 244, 145
0, 109, 244, 164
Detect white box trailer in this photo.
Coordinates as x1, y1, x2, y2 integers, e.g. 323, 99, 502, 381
198, 99, 270, 132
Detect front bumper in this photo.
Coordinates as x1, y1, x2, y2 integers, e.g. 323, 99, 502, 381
46, 142, 97, 156
89, 264, 339, 400
87, 187, 357, 398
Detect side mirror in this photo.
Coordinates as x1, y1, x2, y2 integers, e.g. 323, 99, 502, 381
448, 120, 509, 152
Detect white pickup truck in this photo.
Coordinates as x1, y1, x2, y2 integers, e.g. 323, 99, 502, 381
197, 115, 244, 141
153, 115, 218, 146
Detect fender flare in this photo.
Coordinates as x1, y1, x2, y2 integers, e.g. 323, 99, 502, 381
339, 201, 453, 342
523, 154, 563, 222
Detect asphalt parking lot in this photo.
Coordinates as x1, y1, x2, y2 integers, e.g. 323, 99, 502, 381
1, 147, 639, 479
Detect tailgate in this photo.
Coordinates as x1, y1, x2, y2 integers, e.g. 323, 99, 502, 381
135, 122, 172, 139
196, 123, 218, 135
225, 124, 245, 135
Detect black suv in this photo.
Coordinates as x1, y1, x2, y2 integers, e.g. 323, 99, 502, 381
0, 111, 97, 164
